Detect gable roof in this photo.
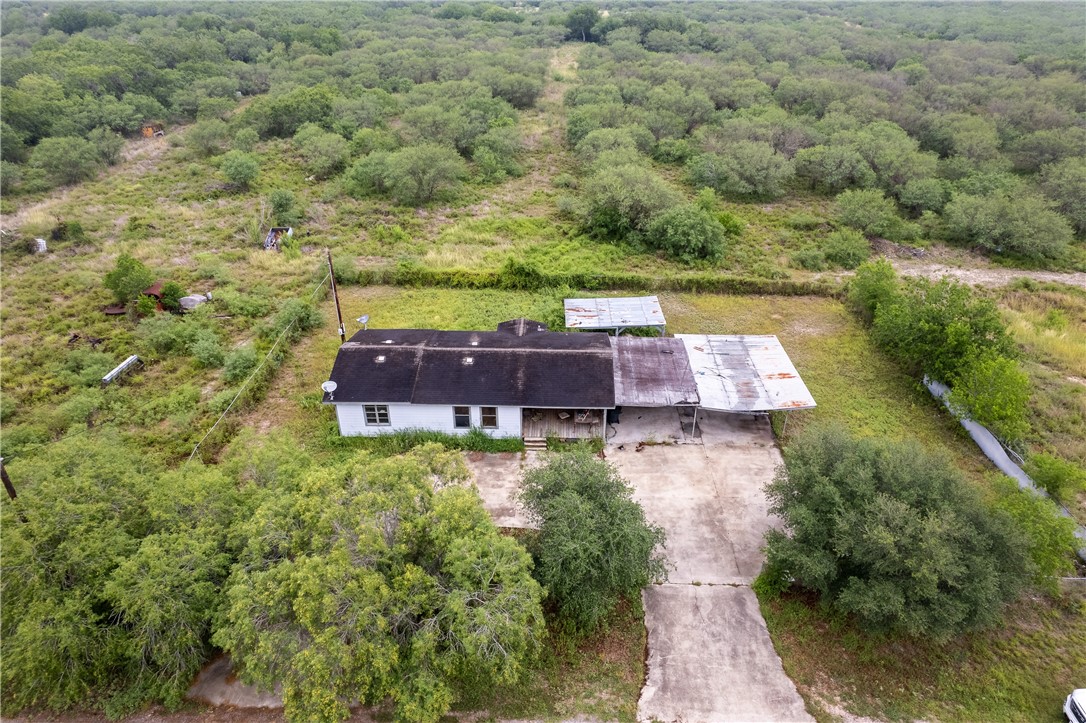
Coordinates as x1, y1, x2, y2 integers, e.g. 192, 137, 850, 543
325, 325, 616, 408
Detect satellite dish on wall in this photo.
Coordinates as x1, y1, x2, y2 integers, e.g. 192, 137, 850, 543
321, 380, 338, 400
357, 314, 369, 330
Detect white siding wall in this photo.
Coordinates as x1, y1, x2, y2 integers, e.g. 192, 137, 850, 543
334, 403, 522, 438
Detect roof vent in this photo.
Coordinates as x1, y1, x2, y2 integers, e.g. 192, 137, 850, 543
470, 340, 479, 346
462, 356, 474, 365
375, 355, 386, 363
383, 339, 394, 344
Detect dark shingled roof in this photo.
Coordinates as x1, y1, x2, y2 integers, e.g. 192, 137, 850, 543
326, 325, 615, 408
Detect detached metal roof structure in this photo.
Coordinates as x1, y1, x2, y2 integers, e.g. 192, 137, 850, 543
676, 335, 816, 413
565, 296, 665, 334
612, 336, 699, 407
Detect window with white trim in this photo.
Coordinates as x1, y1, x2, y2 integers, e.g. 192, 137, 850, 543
481, 407, 498, 428
453, 406, 471, 428
364, 404, 390, 426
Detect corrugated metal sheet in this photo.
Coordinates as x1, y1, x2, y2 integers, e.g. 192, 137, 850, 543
564, 296, 666, 330
612, 336, 700, 407
676, 335, 816, 412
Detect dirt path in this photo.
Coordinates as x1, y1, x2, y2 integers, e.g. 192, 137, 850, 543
892, 261, 1086, 289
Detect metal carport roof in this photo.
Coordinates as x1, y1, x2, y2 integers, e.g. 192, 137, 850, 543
675, 335, 816, 412
612, 336, 700, 407
565, 296, 665, 331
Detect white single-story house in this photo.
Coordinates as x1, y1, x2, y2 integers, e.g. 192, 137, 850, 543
322, 315, 817, 443
322, 319, 615, 441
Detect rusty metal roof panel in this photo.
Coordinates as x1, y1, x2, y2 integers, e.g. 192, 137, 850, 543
676, 335, 816, 412
564, 296, 666, 330
612, 336, 700, 407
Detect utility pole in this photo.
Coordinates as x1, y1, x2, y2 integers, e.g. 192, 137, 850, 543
0, 457, 15, 502
326, 248, 346, 342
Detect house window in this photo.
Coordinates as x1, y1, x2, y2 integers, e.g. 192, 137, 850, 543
481, 407, 498, 429
453, 406, 471, 429
364, 405, 390, 426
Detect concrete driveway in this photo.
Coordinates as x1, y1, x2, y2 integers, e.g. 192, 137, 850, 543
609, 411, 812, 723
465, 411, 811, 722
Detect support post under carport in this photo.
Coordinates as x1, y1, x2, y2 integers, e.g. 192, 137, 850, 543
690, 404, 700, 441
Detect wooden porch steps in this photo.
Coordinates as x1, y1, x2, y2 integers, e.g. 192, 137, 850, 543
524, 437, 548, 452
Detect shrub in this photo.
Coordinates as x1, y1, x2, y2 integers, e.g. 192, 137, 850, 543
295, 127, 349, 180
580, 164, 681, 240
188, 333, 224, 368
185, 119, 230, 157
104, 254, 155, 305
792, 247, 827, 271
219, 151, 259, 190
686, 142, 794, 199
266, 299, 322, 342
764, 426, 1027, 639
645, 203, 729, 264
30, 136, 101, 186
223, 345, 258, 383
993, 479, 1078, 596
519, 449, 667, 634
823, 229, 870, 269
233, 128, 259, 152
847, 258, 899, 324
1038, 157, 1086, 235
385, 143, 467, 204
1025, 453, 1086, 503
871, 276, 1015, 383
343, 151, 392, 197
943, 192, 1072, 261
653, 138, 694, 164
159, 281, 185, 312
213, 445, 544, 722
267, 189, 300, 225
947, 352, 1030, 443
835, 188, 898, 235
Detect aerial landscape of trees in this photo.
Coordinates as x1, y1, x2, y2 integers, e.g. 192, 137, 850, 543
1, 1, 1084, 721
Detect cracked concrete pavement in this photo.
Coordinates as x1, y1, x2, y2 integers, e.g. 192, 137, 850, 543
609, 410, 813, 723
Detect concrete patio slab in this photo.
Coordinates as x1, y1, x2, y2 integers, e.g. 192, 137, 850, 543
608, 406, 689, 446
463, 450, 539, 529
639, 585, 812, 723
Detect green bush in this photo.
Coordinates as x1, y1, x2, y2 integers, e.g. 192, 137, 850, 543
993, 479, 1078, 596
233, 128, 259, 152
266, 299, 322, 342
765, 426, 1028, 639
847, 258, 899, 324
519, 449, 667, 634
189, 333, 224, 368
645, 203, 729, 264
792, 247, 827, 271
947, 352, 1031, 443
871, 276, 1014, 384
943, 192, 1071, 261
159, 281, 185, 312
104, 254, 155, 305
223, 346, 258, 383
686, 142, 794, 199
219, 150, 259, 190
823, 229, 870, 270
267, 189, 300, 225
579, 163, 681, 240
1025, 453, 1086, 503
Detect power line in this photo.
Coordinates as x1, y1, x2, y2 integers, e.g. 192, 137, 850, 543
184, 269, 332, 465
10, 268, 333, 459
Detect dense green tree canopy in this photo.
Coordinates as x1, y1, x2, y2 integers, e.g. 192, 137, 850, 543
519, 449, 667, 635
214, 445, 545, 723
763, 426, 1028, 640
